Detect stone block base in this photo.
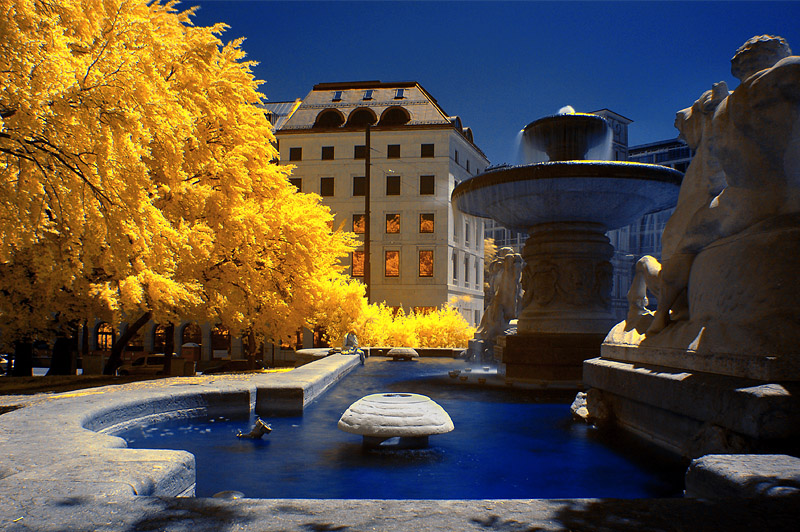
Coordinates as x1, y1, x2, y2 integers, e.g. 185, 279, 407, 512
496, 333, 605, 386
685, 454, 800, 498
583, 357, 800, 458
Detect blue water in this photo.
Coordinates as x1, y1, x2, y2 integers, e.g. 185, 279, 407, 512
121, 358, 685, 499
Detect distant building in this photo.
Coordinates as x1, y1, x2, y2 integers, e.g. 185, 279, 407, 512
607, 137, 693, 318
272, 81, 489, 326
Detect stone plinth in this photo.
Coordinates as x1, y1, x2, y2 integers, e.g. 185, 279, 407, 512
338, 393, 453, 448
497, 333, 601, 386
583, 357, 800, 458
387, 348, 419, 361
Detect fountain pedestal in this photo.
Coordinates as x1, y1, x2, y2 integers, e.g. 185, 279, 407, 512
453, 113, 681, 387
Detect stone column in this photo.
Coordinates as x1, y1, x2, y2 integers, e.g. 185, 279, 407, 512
518, 222, 616, 335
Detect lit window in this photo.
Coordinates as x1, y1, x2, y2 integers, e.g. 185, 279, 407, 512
421, 144, 434, 158
385, 250, 399, 277
386, 213, 400, 233
353, 214, 365, 234
363, 89, 374, 100
96, 323, 115, 351
352, 251, 364, 277
419, 250, 434, 277
289, 147, 302, 161
387, 144, 400, 158
352, 176, 365, 196
419, 213, 434, 233
320, 177, 335, 197
420, 175, 434, 195
354, 145, 367, 159
386, 175, 400, 195
289, 178, 302, 192
321, 146, 334, 160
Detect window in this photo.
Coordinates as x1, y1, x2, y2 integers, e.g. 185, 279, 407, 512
289, 147, 302, 161
321, 146, 334, 160
419, 213, 434, 233
289, 177, 302, 192
386, 175, 400, 195
332, 91, 342, 102
385, 250, 399, 277
465, 220, 471, 245
353, 214, 365, 234
454, 150, 459, 164
320, 177, 335, 197
363, 89, 374, 100
466, 160, 470, 173
452, 251, 458, 282
354, 145, 367, 159
394, 88, 405, 99
420, 175, 435, 195
421, 143, 435, 158
386, 213, 400, 233
475, 261, 480, 288
352, 251, 364, 277
464, 256, 470, 285
352, 176, 365, 196
387, 144, 400, 158
414, 306, 436, 315
419, 250, 434, 277
96, 323, 115, 351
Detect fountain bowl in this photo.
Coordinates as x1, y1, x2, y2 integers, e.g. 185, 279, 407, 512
452, 161, 682, 232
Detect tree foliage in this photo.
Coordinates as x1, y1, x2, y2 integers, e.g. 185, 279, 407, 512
0, 0, 356, 352
310, 277, 475, 348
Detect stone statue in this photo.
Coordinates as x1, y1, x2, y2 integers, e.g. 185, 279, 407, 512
612, 35, 800, 379
475, 248, 523, 342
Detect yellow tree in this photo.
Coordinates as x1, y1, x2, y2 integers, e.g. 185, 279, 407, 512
0, 0, 356, 373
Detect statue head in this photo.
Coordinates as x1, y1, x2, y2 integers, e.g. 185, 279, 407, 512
675, 82, 729, 149
731, 35, 792, 81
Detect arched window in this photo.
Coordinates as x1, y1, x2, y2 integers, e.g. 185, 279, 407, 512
346, 108, 377, 128
378, 106, 411, 126
314, 108, 345, 128
182, 323, 202, 345
96, 322, 115, 351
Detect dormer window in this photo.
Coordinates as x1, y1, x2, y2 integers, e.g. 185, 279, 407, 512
332, 91, 342, 102
363, 89, 374, 100
394, 88, 405, 99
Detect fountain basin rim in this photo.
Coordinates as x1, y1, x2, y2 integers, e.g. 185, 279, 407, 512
453, 160, 683, 202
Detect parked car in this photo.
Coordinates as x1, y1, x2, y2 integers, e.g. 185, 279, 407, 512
117, 354, 182, 376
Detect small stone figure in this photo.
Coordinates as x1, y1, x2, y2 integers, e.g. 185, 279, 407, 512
342, 331, 365, 364
236, 418, 272, 439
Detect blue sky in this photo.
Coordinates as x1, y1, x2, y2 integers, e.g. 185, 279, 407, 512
185, 1, 800, 164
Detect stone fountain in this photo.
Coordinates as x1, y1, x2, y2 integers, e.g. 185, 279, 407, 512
453, 109, 682, 385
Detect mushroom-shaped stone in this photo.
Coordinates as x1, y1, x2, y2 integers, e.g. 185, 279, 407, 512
338, 393, 454, 448
387, 347, 418, 361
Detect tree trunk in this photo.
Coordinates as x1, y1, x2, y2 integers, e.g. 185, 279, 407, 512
103, 311, 152, 375
163, 323, 175, 376
47, 336, 75, 375
11, 340, 33, 376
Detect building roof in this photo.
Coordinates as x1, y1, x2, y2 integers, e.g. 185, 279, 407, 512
261, 100, 301, 130
277, 80, 487, 161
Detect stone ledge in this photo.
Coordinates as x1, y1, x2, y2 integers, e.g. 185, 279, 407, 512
686, 454, 800, 498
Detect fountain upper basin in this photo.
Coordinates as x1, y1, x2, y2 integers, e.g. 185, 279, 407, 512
452, 161, 682, 231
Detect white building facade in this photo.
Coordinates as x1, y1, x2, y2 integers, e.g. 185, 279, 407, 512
273, 81, 489, 325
